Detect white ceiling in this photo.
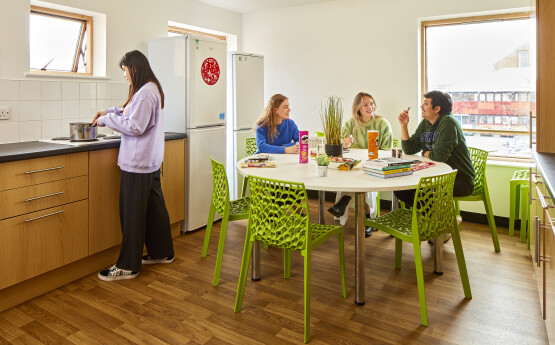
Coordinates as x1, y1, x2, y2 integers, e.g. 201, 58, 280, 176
196, 0, 334, 13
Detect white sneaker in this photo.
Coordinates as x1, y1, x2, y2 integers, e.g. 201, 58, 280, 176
98, 265, 139, 281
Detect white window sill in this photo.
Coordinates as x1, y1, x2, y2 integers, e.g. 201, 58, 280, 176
24, 72, 111, 80
486, 159, 535, 168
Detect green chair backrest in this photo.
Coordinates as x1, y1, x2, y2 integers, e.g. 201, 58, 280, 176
246, 138, 257, 156
412, 170, 458, 241
467, 147, 488, 195
247, 176, 310, 251
210, 157, 230, 216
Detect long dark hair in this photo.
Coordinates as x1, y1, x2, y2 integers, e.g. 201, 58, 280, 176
119, 50, 165, 108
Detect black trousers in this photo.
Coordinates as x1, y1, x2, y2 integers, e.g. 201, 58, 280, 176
393, 176, 474, 208
116, 169, 174, 272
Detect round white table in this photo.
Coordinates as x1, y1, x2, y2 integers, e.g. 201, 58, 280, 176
237, 149, 453, 305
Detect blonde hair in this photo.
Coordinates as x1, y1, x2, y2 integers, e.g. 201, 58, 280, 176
351, 92, 382, 129
254, 94, 288, 143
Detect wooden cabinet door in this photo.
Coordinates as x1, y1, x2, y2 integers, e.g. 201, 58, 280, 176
0, 200, 88, 289
161, 139, 185, 224
89, 148, 122, 255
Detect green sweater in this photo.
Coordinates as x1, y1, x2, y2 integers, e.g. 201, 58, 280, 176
402, 113, 475, 186
341, 117, 393, 150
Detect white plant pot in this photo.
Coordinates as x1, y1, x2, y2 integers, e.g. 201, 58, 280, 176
317, 165, 328, 177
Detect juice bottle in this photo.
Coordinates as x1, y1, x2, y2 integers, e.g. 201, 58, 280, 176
367, 130, 379, 160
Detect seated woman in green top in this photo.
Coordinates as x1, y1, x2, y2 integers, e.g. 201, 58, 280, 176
328, 92, 393, 237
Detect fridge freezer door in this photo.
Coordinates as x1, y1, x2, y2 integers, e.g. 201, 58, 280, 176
188, 36, 227, 129
232, 129, 256, 199
233, 54, 264, 131
186, 126, 226, 231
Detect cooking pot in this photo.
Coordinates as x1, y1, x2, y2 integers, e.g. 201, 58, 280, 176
69, 122, 97, 141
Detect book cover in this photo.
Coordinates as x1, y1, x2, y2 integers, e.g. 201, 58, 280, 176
363, 157, 418, 167
363, 167, 412, 175
364, 170, 413, 178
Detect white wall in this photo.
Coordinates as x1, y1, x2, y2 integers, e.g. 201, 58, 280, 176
0, 0, 242, 142
242, 0, 529, 137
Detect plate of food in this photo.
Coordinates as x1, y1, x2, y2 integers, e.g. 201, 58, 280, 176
329, 157, 361, 170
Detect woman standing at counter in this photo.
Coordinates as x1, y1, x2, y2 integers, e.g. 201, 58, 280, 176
254, 94, 300, 154
92, 50, 174, 281
328, 92, 393, 237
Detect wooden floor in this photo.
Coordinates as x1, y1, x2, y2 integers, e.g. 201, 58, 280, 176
0, 200, 549, 344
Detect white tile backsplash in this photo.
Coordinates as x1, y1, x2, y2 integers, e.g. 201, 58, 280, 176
79, 100, 96, 118
42, 81, 61, 100
19, 121, 41, 142
62, 100, 80, 119
42, 120, 62, 139
20, 101, 41, 121
97, 82, 111, 99
20, 80, 42, 101
79, 82, 96, 100
1, 79, 131, 143
0, 122, 19, 144
62, 81, 79, 100
0, 80, 19, 100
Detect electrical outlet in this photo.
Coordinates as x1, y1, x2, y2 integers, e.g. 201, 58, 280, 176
0, 106, 10, 120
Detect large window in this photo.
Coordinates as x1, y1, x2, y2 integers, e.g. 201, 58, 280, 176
422, 13, 534, 160
30, 6, 92, 74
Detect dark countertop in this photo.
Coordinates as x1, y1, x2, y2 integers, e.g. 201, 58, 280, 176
534, 151, 555, 201
0, 132, 187, 163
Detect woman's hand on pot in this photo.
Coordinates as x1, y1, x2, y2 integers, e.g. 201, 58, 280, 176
92, 110, 106, 127
343, 135, 353, 148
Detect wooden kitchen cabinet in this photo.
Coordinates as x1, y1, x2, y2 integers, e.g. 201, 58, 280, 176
161, 138, 185, 224
530, 166, 555, 342
89, 148, 122, 255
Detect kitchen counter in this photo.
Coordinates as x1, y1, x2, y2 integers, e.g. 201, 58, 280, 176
0, 132, 187, 163
534, 151, 555, 200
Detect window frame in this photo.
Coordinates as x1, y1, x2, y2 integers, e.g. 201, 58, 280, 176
420, 11, 533, 162
30, 5, 93, 75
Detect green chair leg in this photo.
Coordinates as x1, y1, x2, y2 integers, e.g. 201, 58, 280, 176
202, 203, 216, 258
212, 216, 229, 286
241, 176, 248, 198
303, 251, 312, 343
451, 226, 472, 299
376, 192, 381, 217
283, 249, 291, 279
509, 181, 518, 236
520, 185, 529, 244
234, 239, 254, 313
338, 232, 347, 298
483, 182, 500, 252
395, 238, 403, 269
412, 241, 428, 326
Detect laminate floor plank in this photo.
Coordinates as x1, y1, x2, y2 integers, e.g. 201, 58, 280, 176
0, 199, 548, 344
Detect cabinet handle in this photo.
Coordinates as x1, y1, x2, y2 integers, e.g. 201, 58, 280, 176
24, 191, 64, 202
536, 216, 541, 267
24, 166, 64, 174
25, 210, 65, 222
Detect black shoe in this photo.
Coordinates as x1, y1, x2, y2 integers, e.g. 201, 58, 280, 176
328, 195, 352, 217
365, 226, 373, 238
365, 213, 378, 232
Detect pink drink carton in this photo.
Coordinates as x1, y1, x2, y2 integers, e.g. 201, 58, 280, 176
299, 131, 309, 164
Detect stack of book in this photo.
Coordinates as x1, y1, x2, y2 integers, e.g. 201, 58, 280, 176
362, 157, 416, 178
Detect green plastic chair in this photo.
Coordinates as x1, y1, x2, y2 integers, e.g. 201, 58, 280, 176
453, 147, 500, 252
240, 138, 257, 198
234, 176, 347, 343
509, 170, 530, 244
366, 170, 472, 326
201, 157, 251, 286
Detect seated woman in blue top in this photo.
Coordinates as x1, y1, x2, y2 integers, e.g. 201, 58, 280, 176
254, 94, 300, 154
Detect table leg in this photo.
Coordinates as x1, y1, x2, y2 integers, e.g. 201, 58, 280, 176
355, 192, 366, 305
392, 193, 399, 211
318, 191, 325, 225
251, 240, 261, 281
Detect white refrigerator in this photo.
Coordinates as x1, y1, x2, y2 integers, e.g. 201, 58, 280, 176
227, 52, 264, 199
148, 35, 227, 231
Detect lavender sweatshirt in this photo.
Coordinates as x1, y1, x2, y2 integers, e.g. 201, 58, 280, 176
98, 82, 165, 174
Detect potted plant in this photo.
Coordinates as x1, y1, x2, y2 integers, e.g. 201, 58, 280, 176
315, 153, 330, 177
320, 96, 344, 157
